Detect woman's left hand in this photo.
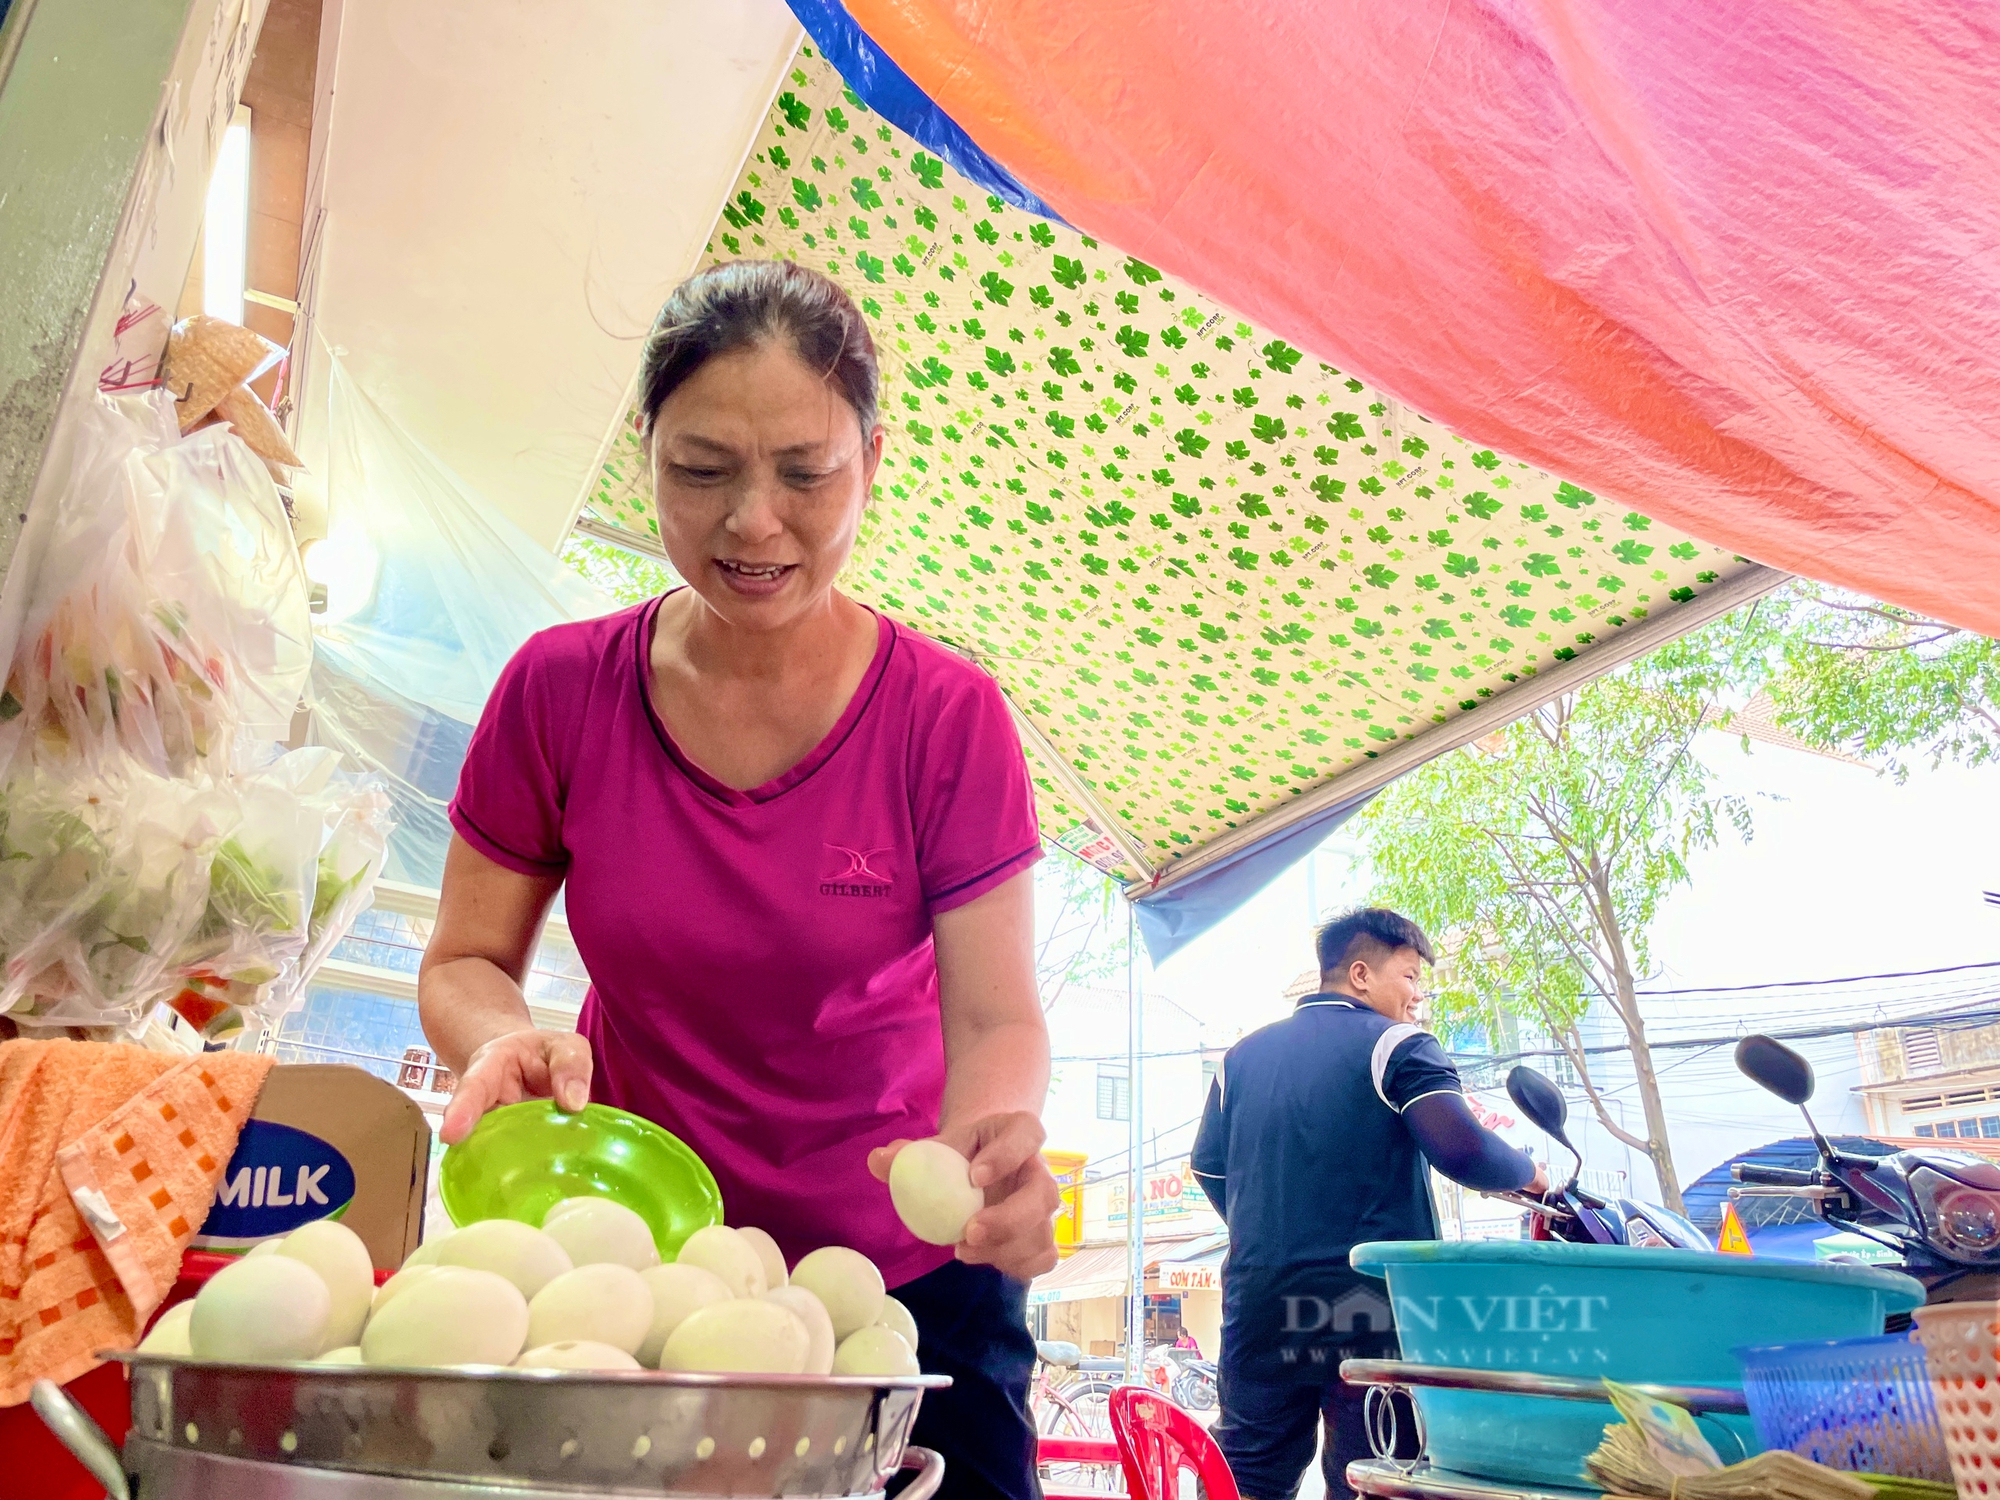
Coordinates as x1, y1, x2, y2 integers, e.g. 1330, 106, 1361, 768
870, 1112, 1062, 1282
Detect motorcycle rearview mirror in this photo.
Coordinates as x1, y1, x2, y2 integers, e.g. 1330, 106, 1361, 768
1507, 1065, 1569, 1136
1506, 1066, 1580, 1192
1735, 1035, 1814, 1106
1735, 1034, 1839, 1162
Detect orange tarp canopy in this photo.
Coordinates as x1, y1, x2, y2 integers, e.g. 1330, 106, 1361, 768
844, 0, 2000, 637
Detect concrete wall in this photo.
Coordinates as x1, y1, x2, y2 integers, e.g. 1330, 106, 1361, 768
241, 0, 316, 350
1545, 1006, 1872, 1205
1865, 1023, 2000, 1086
0, 0, 265, 650
1042, 980, 1234, 1177
1043, 1296, 1126, 1359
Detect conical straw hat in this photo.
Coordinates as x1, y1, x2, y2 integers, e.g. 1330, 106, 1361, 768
212, 383, 301, 468
163, 315, 279, 431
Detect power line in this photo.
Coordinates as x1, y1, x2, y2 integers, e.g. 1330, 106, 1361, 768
1512, 970, 2000, 1037
1059, 993, 2000, 1067
1050, 975, 2000, 1175
1631, 960, 2000, 997
1055, 1048, 1210, 1063
1622, 976, 2000, 1027
1050, 962, 2000, 1066
1455, 999, 2000, 1068
1074, 1113, 1203, 1180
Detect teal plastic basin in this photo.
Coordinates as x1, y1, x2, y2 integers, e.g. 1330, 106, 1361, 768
1351, 1240, 1923, 1488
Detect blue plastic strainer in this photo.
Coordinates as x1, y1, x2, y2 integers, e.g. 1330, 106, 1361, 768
1735, 1332, 1951, 1481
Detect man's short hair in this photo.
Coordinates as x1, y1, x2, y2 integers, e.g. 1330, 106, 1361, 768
1316, 907, 1436, 980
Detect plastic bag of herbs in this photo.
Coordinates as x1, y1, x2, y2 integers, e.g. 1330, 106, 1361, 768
163, 748, 395, 1041
0, 393, 310, 783
0, 762, 228, 1032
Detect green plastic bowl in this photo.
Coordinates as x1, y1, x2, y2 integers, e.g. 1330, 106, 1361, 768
440, 1101, 723, 1259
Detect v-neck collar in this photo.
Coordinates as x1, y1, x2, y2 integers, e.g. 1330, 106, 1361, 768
633, 592, 896, 808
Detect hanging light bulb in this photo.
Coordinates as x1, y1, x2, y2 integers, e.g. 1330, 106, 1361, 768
300, 522, 379, 624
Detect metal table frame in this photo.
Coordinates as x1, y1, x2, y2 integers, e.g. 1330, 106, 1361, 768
1338, 1360, 1748, 1414
1347, 1458, 1605, 1500
1336, 1358, 1751, 1500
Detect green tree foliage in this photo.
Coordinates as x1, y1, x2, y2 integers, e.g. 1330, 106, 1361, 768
1035, 846, 1129, 1008
1762, 583, 2000, 777
1359, 615, 1765, 1211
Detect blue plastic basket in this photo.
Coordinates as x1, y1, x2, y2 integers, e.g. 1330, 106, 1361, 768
1735, 1332, 1952, 1481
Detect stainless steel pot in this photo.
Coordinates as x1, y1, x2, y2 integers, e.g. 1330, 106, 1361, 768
34, 1353, 949, 1499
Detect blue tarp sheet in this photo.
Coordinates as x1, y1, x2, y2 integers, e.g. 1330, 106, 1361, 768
781, 0, 1064, 221
1131, 792, 1375, 965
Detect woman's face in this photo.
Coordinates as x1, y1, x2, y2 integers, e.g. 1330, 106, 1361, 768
648, 340, 883, 632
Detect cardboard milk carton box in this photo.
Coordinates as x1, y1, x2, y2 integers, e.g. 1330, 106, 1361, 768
193, 1063, 431, 1269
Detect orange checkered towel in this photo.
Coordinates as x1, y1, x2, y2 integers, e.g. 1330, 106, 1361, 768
0, 1039, 271, 1406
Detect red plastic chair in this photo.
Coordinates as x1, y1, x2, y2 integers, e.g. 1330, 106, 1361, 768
1110, 1386, 1241, 1500
1038, 1434, 1126, 1500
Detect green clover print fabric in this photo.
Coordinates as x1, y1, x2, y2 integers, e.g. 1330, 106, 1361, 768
579, 44, 1746, 885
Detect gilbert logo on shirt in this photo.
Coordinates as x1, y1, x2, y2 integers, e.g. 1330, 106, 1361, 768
821, 844, 895, 898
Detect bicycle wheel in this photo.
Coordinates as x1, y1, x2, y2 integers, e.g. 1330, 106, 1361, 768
1065, 1380, 1116, 1438
1034, 1391, 1072, 1436
1036, 1382, 1125, 1494
1041, 1459, 1127, 1494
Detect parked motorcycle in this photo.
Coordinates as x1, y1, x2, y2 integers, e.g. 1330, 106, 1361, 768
1732, 1033, 2000, 1305
1494, 1065, 1714, 1249
1132, 1342, 1222, 1413
1164, 1348, 1219, 1411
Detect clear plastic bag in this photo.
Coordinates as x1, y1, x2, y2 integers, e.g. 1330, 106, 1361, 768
287, 769, 394, 1001
0, 398, 155, 776
0, 394, 312, 782
135, 421, 313, 743
161, 750, 328, 1030
297, 356, 606, 888
0, 762, 231, 1032
162, 750, 395, 1038
0, 389, 330, 1036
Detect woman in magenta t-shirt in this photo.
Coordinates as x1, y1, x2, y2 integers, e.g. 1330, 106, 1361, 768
422, 261, 1057, 1500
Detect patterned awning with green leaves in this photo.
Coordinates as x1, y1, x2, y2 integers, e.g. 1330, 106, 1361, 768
573, 42, 1770, 896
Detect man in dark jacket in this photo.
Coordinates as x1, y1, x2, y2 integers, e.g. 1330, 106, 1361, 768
1191, 907, 1544, 1500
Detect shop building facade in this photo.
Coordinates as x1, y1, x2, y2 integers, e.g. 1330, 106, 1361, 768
1856, 1022, 2000, 1141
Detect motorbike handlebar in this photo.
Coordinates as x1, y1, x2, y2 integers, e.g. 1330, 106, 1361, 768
1482, 1190, 1568, 1220
1733, 1163, 1818, 1186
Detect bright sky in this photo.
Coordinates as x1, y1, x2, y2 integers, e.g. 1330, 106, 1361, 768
1140, 734, 2000, 1041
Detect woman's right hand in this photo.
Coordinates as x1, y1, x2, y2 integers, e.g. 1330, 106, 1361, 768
439, 1028, 595, 1145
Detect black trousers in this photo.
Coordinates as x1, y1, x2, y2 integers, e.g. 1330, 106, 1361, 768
1214, 1371, 1421, 1500
894, 1259, 1040, 1500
